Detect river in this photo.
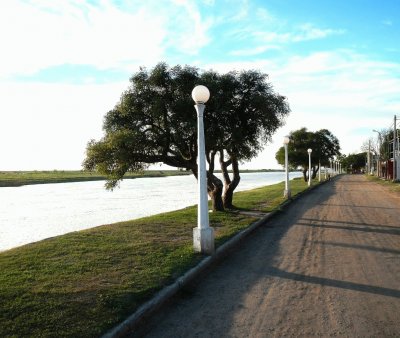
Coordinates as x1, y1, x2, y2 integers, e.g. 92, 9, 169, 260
0, 172, 302, 252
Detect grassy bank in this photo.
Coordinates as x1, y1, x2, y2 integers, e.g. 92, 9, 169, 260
366, 174, 400, 193
0, 169, 283, 187
0, 170, 191, 187
0, 177, 317, 337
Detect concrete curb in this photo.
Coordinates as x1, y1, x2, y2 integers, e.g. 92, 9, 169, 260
102, 178, 332, 338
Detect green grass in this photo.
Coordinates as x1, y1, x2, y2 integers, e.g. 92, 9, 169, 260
366, 174, 400, 193
0, 177, 316, 337
0, 170, 190, 187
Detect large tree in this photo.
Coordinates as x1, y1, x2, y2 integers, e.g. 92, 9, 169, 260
275, 128, 341, 181
341, 153, 366, 172
202, 70, 290, 208
313, 129, 341, 175
84, 63, 290, 210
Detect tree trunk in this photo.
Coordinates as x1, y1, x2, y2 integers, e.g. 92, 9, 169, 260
207, 150, 224, 211
191, 151, 224, 212
207, 173, 224, 211
303, 168, 308, 182
220, 152, 240, 209
312, 165, 319, 179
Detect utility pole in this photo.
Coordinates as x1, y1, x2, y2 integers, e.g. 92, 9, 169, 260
368, 139, 371, 175
373, 129, 382, 178
394, 115, 397, 181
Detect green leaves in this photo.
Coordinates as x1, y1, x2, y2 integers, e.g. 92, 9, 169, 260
275, 127, 341, 170
84, 63, 290, 195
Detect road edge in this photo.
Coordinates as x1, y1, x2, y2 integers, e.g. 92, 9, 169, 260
102, 178, 334, 338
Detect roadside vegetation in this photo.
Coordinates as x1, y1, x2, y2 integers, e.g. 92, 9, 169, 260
275, 127, 341, 182
0, 170, 190, 187
366, 174, 400, 193
0, 177, 318, 337
0, 169, 283, 187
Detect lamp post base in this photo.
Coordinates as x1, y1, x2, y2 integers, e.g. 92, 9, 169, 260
193, 227, 215, 255
284, 189, 291, 199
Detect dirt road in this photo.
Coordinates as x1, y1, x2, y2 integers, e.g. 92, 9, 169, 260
134, 175, 400, 337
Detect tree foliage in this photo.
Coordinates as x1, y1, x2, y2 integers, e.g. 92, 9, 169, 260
275, 127, 341, 181
84, 63, 290, 210
203, 69, 290, 207
341, 153, 366, 172
375, 129, 399, 161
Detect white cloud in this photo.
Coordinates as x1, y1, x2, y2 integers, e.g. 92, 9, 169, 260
0, 0, 215, 170
256, 7, 275, 22
230, 45, 280, 56
205, 50, 400, 168
253, 24, 344, 44
293, 23, 345, 42
2, 44, 399, 170
0, 0, 213, 79
0, 80, 128, 170
167, 0, 212, 55
1, 1, 398, 171
202, 0, 215, 6
228, 0, 249, 22
0, 1, 167, 77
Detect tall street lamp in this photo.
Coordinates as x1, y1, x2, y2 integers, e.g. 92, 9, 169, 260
307, 148, 312, 187
283, 135, 291, 198
318, 160, 321, 182
192, 85, 214, 255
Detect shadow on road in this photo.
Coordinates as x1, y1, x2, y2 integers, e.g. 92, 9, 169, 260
300, 218, 400, 229
319, 203, 398, 210
297, 221, 400, 236
267, 267, 400, 299
312, 240, 400, 255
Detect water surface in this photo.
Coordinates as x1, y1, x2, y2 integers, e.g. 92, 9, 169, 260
0, 172, 302, 251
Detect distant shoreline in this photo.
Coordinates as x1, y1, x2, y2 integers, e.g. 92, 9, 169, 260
0, 169, 285, 187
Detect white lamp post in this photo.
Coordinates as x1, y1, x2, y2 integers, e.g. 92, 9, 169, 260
333, 159, 336, 176
283, 135, 291, 198
192, 85, 214, 254
307, 148, 312, 187
318, 160, 321, 182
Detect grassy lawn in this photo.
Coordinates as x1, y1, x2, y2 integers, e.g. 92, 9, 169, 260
366, 174, 400, 193
0, 177, 316, 337
0, 170, 190, 187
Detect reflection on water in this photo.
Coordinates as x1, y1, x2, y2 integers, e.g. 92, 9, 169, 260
0, 172, 301, 251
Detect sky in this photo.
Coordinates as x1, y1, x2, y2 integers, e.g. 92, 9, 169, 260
1, 0, 399, 170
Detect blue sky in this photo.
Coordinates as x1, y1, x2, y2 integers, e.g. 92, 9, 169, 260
1, 0, 399, 170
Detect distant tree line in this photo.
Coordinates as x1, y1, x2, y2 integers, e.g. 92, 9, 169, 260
275, 127, 341, 181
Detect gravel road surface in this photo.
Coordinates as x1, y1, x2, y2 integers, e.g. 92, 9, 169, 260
132, 175, 400, 337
